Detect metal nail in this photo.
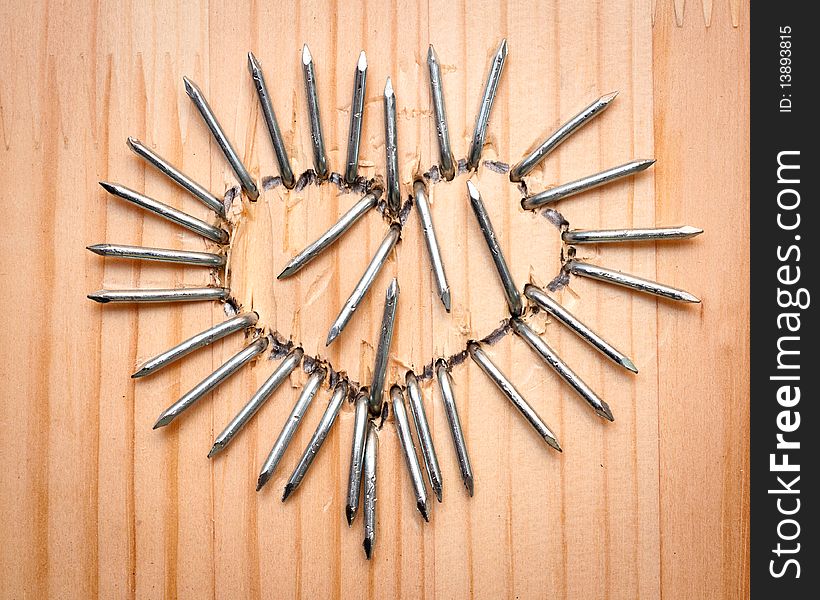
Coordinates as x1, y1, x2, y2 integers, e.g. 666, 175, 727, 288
509, 92, 619, 182
256, 366, 327, 491
521, 159, 655, 210
183, 76, 259, 200
468, 342, 561, 451
562, 225, 703, 244
467, 39, 507, 171
87, 243, 225, 268
363, 419, 378, 560
568, 260, 701, 303
391, 385, 429, 521
436, 359, 473, 496
132, 312, 259, 378
88, 287, 229, 304
208, 347, 304, 458
511, 319, 613, 421
427, 45, 455, 181
467, 180, 522, 317
283, 379, 349, 500
248, 52, 295, 189
301, 44, 328, 179
127, 137, 226, 216
414, 180, 451, 312
368, 278, 399, 416
405, 370, 443, 503
153, 337, 269, 429
99, 181, 229, 244
524, 284, 637, 373
345, 51, 368, 185
277, 190, 380, 280
346, 388, 369, 526
384, 77, 401, 216
326, 225, 400, 346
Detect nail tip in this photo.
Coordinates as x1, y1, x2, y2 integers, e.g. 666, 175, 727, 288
345, 506, 355, 527
153, 414, 173, 429
418, 501, 429, 522
621, 357, 639, 373
363, 539, 372, 560
441, 289, 452, 312
282, 484, 294, 502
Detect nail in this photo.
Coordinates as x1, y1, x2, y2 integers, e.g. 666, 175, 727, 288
521, 159, 655, 210
427, 45, 455, 181
363, 419, 378, 560
467, 39, 508, 171
183, 76, 259, 200
468, 342, 561, 451
283, 379, 348, 500
405, 370, 443, 502
208, 347, 303, 458
256, 366, 326, 491
346, 388, 370, 526
153, 337, 268, 429
509, 92, 619, 182
345, 51, 368, 185
87, 243, 225, 268
277, 190, 380, 279
414, 180, 451, 312
88, 287, 229, 304
568, 260, 701, 303
326, 225, 400, 346
127, 137, 225, 216
562, 225, 703, 244
391, 385, 429, 521
248, 52, 295, 189
467, 180, 522, 317
132, 312, 259, 378
99, 181, 229, 244
368, 278, 399, 416
524, 284, 637, 373
510, 319, 613, 421
383, 76, 401, 217
301, 44, 328, 179
436, 359, 473, 496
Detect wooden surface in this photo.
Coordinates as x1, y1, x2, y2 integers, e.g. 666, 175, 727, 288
0, 1, 749, 598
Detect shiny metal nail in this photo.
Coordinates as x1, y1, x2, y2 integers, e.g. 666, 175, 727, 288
414, 180, 451, 312
511, 319, 613, 421
391, 385, 429, 521
132, 312, 259, 378
384, 77, 401, 216
468, 342, 561, 451
427, 45, 455, 181
524, 284, 637, 373
345, 51, 368, 185
405, 371, 442, 503
183, 77, 259, 200
301, 44, 328, 179
568, 260, 701, 303
99, 181, 229, 244
521, 159, 655, 210
282, 379, 349, 500
436, 359, 473, 496
346, 388, 369, 526
467, 180, 522, 317
326, 225, 400, 346
208, 347, 303, 458
153, 337, 269, 429
562, 225, 703, 244
509, 92, 618, 182
277, 190, 380, 280
127, 137, 225, 215
256, 366, 326, 491
87, 243, 225, 268
248, 52, 295, 189
363, 419, 378, 560
88, 287, 229, 304
368, 278, 399, 416
467, 39, 507, 170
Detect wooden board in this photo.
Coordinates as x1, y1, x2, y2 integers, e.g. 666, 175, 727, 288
0, 0, 749, 598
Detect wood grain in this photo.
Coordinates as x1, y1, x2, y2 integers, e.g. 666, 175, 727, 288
0, 1, 749, 598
